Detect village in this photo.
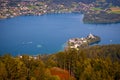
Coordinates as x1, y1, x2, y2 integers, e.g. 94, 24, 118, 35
67, 33, 100, 50
0, 0, 115, 19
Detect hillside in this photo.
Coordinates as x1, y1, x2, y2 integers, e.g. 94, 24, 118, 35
0, 44, 120, 80
3, 0, 120, 6
83, 12, 120, 24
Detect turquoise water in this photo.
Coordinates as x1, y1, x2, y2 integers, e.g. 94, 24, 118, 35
0, 13, 120, 56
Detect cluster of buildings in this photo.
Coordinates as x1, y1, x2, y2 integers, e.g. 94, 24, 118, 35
19, 55, 41, 60
0, 0, 109, 19
0, 1, 49, 18
74, 2, 94, 13
0, 0, 76, 19
67, 34, 100, 50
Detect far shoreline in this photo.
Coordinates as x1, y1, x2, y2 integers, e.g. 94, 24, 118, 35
1, 12, 120, 24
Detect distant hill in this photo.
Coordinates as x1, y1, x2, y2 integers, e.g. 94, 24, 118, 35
9, 0, 120, 6
50, 0, 96, 4
49, 0, 120, 6
106, 0, 120, 6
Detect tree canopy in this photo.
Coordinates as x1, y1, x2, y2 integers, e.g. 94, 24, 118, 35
0, 44, 120, 80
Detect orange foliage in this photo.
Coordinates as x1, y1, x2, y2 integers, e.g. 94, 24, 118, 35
110, 7, 120, 11
50, 67, 75, 80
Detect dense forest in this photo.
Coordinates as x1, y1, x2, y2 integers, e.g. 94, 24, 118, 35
83, 12, 120, 24
0, 44, 120, 80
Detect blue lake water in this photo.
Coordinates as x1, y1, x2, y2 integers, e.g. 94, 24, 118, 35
0, 13, 120, 56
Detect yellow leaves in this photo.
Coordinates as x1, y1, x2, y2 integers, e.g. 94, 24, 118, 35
0, 44, 120, 80
0, 61, 7, 79
14, 58, 24, 69
30, 77, 36, 80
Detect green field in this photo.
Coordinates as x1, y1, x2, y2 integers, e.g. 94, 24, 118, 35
110, 7, 120, 14
91, 7, 102, 11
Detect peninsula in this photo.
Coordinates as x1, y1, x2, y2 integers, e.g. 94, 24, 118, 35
66, 34, 100, 50
83, 8, 120, 24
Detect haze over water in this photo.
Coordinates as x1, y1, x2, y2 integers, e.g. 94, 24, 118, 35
0, 13, 120, 56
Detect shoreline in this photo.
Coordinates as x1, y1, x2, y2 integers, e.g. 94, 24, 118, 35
66, 34, 101, 50
1, 12, 120, 24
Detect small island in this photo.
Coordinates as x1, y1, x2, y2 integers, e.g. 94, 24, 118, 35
66, 34, 101, 50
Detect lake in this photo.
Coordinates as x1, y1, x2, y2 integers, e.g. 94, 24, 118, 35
0, 13, 120, 56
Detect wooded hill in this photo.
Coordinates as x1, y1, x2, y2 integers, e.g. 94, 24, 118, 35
83, 12, 120, 24
0, 44, 120, 80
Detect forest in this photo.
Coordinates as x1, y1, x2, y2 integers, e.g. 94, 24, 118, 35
0, 44, 120, 80
83, 12, 120, 24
